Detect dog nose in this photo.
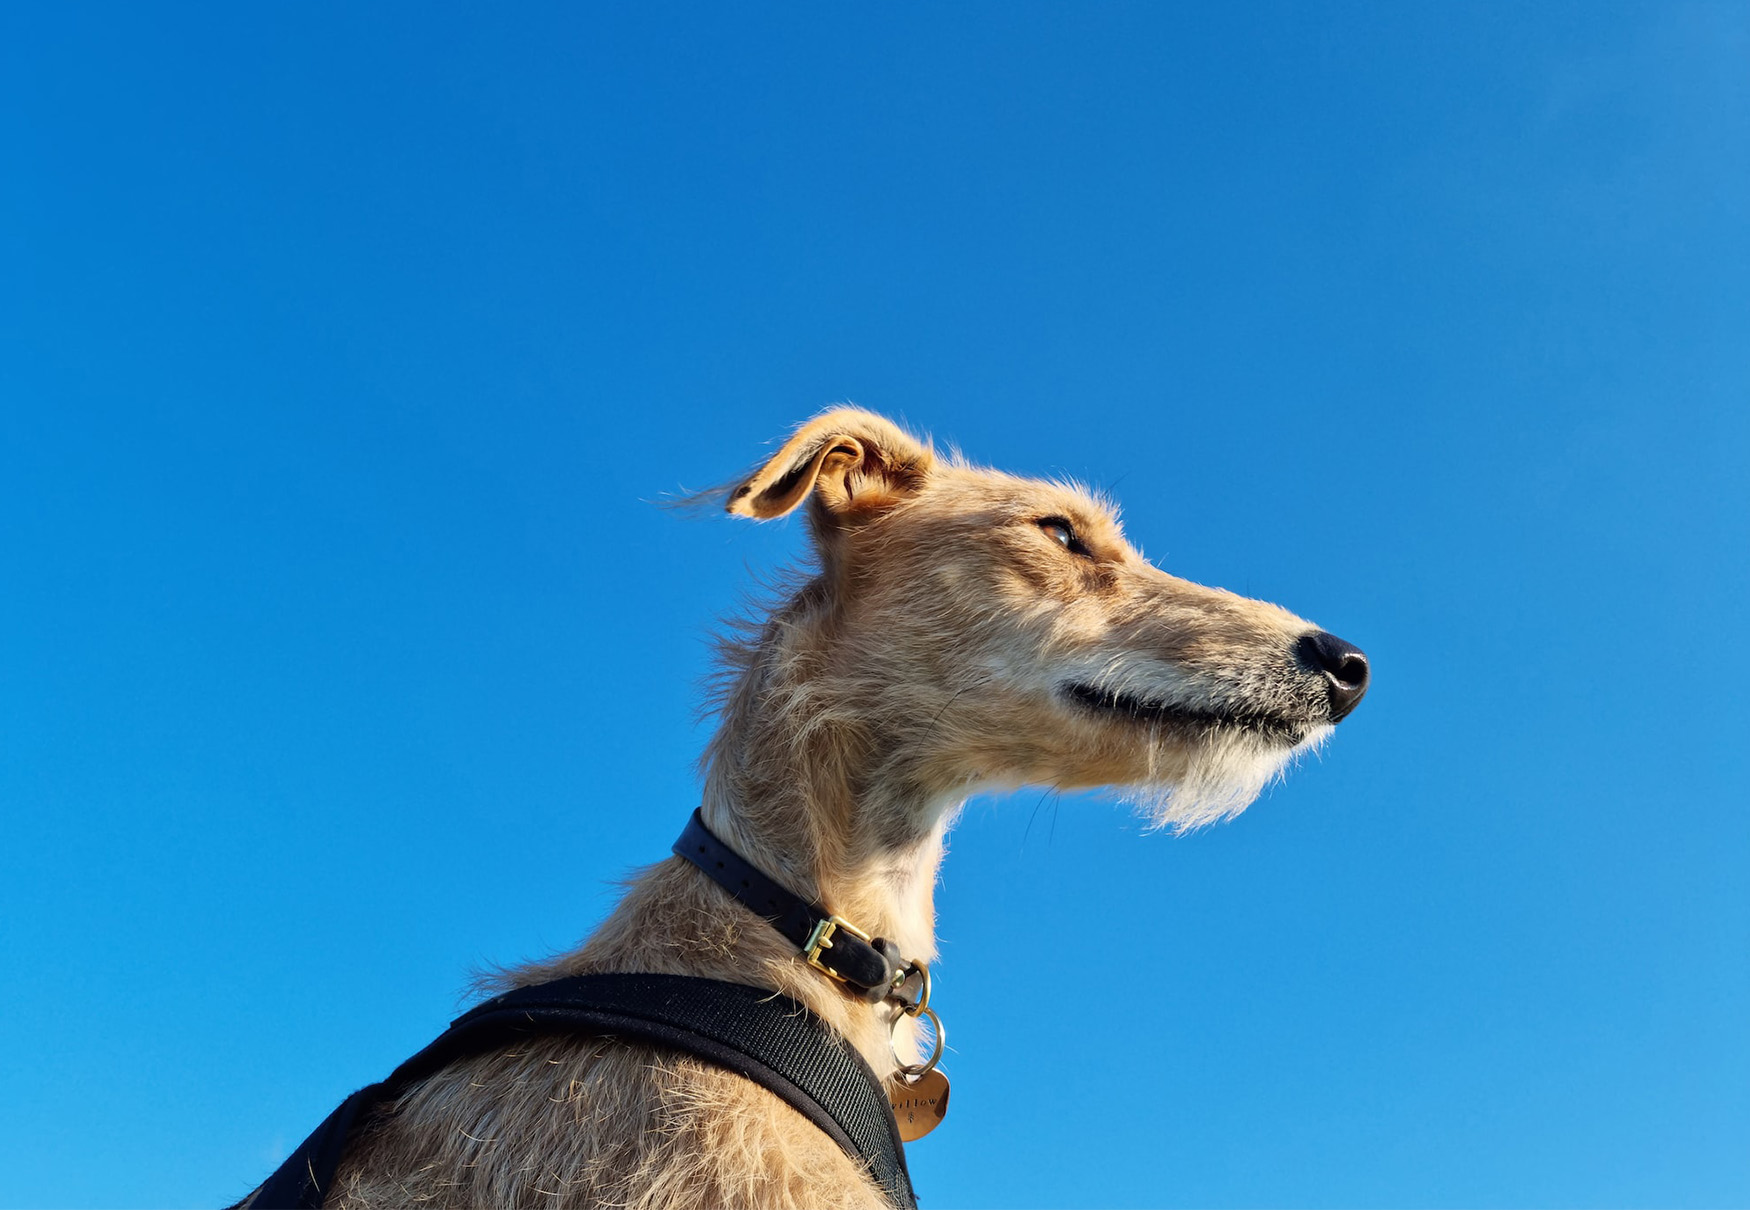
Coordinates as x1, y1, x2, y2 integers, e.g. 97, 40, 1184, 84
1294, 631, 1370, 723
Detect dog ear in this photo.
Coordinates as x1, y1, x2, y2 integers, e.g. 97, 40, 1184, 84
728, 409, 934, 522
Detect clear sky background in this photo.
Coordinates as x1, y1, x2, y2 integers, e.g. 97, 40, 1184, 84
3, 4, 1746, 1207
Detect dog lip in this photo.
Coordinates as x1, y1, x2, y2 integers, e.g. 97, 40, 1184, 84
1061, 682, 1307, 743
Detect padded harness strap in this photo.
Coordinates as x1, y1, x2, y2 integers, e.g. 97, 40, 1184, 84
243, 974, 916, 1210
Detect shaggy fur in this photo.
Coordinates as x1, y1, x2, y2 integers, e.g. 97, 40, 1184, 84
257, 408, 1363, 1209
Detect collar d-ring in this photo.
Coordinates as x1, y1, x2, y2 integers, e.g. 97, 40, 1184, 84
893, 960, 931, 1017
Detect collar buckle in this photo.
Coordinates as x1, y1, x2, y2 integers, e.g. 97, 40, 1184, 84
802, 914, 872, 980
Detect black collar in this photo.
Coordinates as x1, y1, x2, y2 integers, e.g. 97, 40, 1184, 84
674, 808, 919, 1004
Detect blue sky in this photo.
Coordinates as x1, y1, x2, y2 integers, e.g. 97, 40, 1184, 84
3, 4, 1746, 1206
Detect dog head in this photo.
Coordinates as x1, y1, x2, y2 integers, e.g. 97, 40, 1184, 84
724, 408, 1368, 832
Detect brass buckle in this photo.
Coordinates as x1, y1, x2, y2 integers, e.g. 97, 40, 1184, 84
802, 913, 872, 980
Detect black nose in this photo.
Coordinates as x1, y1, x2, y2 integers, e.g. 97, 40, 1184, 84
1294, 631, 1370, 723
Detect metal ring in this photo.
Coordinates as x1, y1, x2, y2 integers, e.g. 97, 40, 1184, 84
898, 961, 931, 1017
891, 1005, 945, 1080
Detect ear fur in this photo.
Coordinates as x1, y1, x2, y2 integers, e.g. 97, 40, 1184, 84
728, 409, 934, 522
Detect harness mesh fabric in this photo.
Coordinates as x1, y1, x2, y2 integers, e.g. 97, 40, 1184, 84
239, 973, 917, 1210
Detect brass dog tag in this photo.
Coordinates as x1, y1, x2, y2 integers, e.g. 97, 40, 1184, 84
889, 1070, 950, 1141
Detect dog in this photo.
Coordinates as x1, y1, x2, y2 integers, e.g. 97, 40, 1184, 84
280, 408, 1369, 1208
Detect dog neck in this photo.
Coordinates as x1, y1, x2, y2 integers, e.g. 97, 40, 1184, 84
549, 589, 968, 1074
690, 584, 978, 968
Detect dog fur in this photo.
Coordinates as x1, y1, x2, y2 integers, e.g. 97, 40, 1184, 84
291, 408, 1364, 1209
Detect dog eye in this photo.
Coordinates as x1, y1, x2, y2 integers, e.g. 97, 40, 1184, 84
1037, 517, 1089, 557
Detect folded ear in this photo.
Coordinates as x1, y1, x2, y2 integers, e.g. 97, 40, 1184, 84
728, 409, 934, 521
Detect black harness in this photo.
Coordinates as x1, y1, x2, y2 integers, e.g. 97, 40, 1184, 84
240, 813, 927, 1209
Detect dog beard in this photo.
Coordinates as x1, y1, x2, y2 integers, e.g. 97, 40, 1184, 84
1120, 724, 1331, 833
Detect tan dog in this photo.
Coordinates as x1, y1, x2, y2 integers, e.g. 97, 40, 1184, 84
317, 408, 1368, 1208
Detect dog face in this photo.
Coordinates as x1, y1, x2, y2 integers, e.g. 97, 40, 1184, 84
728, 409, 1368, 831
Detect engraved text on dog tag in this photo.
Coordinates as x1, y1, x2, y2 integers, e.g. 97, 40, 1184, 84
889, 1069, 950, 1141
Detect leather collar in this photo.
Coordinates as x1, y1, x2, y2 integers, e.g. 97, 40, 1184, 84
674, 808, 920, 1005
